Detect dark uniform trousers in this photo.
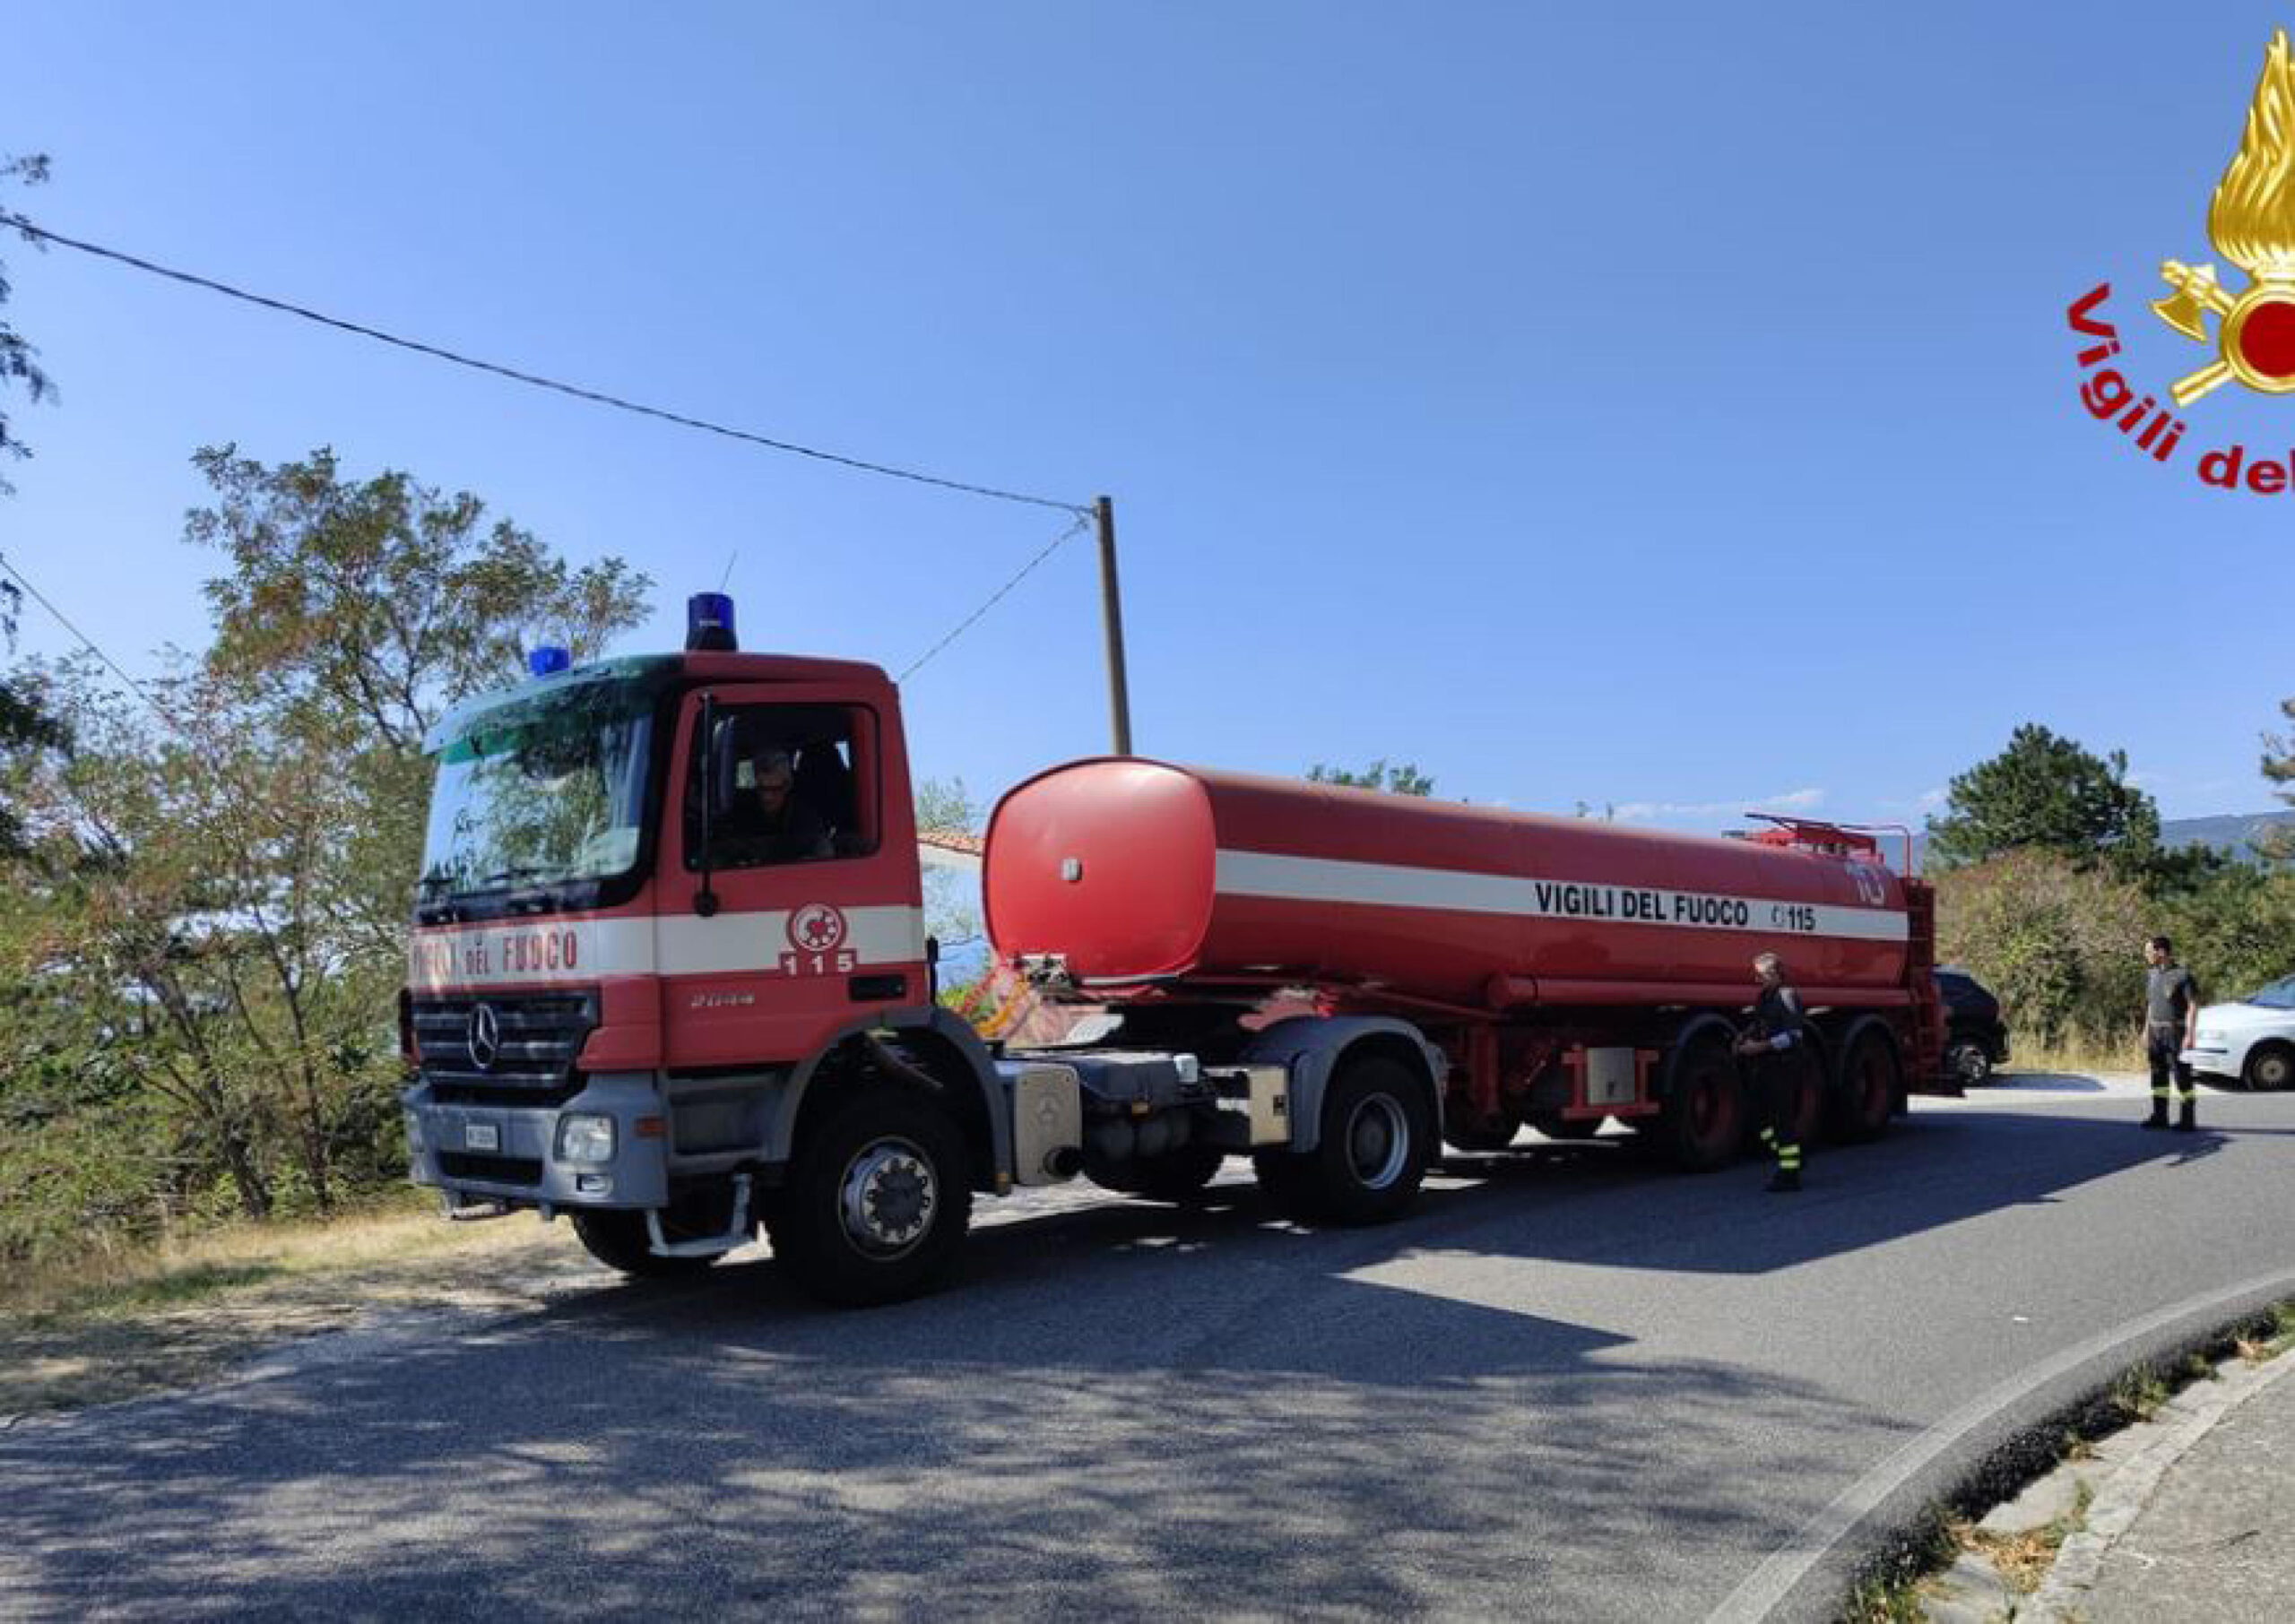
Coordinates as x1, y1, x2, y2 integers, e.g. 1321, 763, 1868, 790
1749, 984, 1806, 1179
1752, 1054, 1803, 1177
2146, 1022, 2195, 1108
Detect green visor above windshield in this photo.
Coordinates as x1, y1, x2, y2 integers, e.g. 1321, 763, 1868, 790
422, 656, 680, 758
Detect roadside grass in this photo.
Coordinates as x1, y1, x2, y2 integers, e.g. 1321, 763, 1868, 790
2000, 1032, 2140, 1077
1841, 1297, 2295, 1619
1841, 1506, 1956, 1623
2234, 1301, 2295, 1363
0, 1196, 595, 1416
2109, 1361, 2171, 1423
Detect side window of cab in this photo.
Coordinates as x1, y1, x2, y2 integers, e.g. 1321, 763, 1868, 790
683, 703, 879, 869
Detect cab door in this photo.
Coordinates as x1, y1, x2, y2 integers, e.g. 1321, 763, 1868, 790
657, 683, 925, 1069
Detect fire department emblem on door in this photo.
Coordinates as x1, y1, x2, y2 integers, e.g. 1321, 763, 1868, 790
788, 903, 848, 954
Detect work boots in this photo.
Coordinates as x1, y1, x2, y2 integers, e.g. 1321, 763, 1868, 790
2174, 1095, 2197, 1133
2143, 1096, 2169, 1128
1765, 1167, 1802, 1194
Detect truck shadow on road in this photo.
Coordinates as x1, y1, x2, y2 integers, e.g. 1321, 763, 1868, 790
0, 1105, 2263, 1620
0, 1231, 1892, 1621
1966, 1070, 2109, 1093
918, 1101, 2238, 1302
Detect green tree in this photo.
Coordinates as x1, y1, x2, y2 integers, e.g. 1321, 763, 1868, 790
0, 586, 68, 856
0, 449, 655, 1263
9, 663, 287, 1221
1308, 758, 1436, 797
2265, 695, 2295, 801
2257, 697, 2295, 863
0, 153, 55, 492
1927, 724, 2162, 877
0, 152, 66, 856
187, 444, 651, 750
2158, 860, 2295, 1001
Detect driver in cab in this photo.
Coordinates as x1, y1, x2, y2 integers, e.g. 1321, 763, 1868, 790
717, 747, 832, 864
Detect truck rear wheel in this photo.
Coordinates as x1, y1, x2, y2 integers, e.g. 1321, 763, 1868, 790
570, 1209, 722, 1281
1830, 1026, 1900, 1143
1443, 1108, 1522, 1153
1658, 1034, 1745, 1172
1528, 1112, 1605, 1142
768, 1085, 973, 1309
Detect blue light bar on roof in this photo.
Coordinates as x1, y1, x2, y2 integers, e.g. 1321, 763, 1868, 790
687, 592, 738, 652
527, 646, 572, 677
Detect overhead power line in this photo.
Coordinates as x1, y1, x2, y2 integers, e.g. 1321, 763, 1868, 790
0, 549, 162, 710
6, 214, 1090, 517
899, 511, 1092, 681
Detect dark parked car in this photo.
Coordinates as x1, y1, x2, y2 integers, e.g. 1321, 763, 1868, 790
1936, 966, 2010, 1086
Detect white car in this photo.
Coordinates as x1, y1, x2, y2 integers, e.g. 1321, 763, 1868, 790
2183, 974, 2295, 1091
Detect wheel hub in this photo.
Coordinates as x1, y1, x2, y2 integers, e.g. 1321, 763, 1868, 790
839, 1140, 936, 1256
1345, 1095, 1408, 1189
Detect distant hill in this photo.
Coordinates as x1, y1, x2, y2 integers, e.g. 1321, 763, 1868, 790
1906, 810, 2295, 872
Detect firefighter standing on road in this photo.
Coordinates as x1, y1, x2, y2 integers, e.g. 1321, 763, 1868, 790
2140, 935, 2203, 1132
1736, 952, 1807, 1193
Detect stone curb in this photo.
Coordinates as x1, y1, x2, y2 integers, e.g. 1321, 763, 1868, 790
2022, 1345, 2295, 1620
1921, 1340, 2295, 1620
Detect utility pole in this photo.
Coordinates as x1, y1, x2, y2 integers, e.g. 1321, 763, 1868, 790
1095, 495, 1133, 755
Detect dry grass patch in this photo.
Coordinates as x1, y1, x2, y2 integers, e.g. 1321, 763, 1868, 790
1959, 1481, 2096, 1596
2001, 1034, 2140, 1076
1, 1200, 599, 1417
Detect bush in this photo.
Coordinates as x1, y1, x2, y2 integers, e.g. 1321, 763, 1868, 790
2157, 862, 2295, 1002
1936, 851, 2149, 1048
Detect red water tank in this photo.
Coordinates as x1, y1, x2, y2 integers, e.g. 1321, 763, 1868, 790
984, 759, 1913, 1009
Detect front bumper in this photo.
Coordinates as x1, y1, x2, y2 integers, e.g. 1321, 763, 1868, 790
2183, 1041, 2239, 1081
403, 1071, 670, 1209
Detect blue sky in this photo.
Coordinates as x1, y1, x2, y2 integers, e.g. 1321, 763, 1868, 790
4, 3, 2293, 834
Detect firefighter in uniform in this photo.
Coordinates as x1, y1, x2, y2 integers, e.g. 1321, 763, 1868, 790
2140, 935, 2203, 1132
1736, 952, 1808, 1192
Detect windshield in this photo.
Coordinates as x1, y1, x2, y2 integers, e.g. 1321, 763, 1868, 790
2244, 974, 2295, 1009
419, 678, 657, 903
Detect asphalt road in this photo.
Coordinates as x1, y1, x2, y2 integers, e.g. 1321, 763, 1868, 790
5, 1073, 2293, 1622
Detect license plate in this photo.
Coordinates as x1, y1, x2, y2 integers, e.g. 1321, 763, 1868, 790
464, 1123, 500, 1152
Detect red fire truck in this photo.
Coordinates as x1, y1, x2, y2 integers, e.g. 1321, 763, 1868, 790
403, 596, 1944, 1306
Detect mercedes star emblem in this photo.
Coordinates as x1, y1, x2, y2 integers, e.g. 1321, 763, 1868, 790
467, 1002, 501, 1071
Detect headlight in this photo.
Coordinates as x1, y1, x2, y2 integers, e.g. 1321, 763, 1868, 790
555, 1113, 616, 1164
2195, 1030, 2223, 1046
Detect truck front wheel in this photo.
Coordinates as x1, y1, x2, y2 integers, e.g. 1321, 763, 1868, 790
768, 1086, 974, 1309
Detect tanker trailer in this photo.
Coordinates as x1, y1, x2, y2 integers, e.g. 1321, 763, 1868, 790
986, 758, 1943, 1203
